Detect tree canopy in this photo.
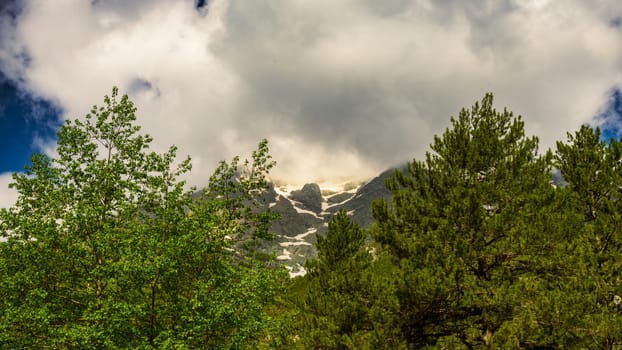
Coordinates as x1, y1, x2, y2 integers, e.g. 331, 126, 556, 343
286, 94, 622, 349
3, 89, 622, 349
0, 87, 286, 349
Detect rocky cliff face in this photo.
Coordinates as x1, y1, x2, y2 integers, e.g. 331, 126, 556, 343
256, 167, 401, 277
289, 183, 323, 214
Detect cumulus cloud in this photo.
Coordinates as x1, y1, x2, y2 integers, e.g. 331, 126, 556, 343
0, 173, 17, 208
0, 0, 621, 187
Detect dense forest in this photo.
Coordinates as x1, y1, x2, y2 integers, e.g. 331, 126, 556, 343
2, 88, 622, 349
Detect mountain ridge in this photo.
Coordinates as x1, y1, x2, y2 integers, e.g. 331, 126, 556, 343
255, 166, 402, 277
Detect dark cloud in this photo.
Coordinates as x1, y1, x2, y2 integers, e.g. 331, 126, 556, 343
195, 0, 207, 10
361, 0, 412, 17
89, 0, 153, 18
128, 78, 160, 97
0, 0, 21, 18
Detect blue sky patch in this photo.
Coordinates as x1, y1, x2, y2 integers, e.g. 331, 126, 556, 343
0, 75, 61, 173
596, 88, 622, 142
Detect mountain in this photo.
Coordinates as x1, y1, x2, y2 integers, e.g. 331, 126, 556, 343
254, 166, 400, 277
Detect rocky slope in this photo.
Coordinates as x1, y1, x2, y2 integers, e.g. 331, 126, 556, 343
256, 167, 400, 277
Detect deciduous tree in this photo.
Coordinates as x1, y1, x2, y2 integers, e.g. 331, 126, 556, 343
0, 87, 285, 349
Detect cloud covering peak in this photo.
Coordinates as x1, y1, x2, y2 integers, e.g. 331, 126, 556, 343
1, 0, 621, 196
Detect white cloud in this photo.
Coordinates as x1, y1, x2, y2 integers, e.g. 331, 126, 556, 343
0, 173, 17, 208
1, 0, 621, 187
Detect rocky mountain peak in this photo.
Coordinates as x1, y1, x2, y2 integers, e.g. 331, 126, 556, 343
252, 173, 397, 277
289, 183, 323, 214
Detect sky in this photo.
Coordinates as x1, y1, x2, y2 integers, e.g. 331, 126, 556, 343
0, 0, 622, 208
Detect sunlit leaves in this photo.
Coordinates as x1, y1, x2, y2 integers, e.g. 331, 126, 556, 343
0, 87, 285, 348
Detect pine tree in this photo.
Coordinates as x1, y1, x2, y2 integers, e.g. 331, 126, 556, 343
370, 93, 562, 348
313, 209, 367, 271
284, 210, 399, 349
553, 125, 622, 348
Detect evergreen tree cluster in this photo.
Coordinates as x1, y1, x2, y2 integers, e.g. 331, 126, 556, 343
287, 94, 622, 349
2, 89, 622, 348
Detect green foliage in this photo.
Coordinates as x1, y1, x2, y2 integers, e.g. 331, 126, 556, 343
313, 209, 367, 271
286, 210, 388, 349
280, 94, 622, 349
205, 138, 278, 242
5, 88, 622, 349
0, 87, 286, 348
556, 125, 622, 223
369, 93, 566, 348
553, 125, 622, 348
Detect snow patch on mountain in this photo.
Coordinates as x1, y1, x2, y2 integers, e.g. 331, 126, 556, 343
258, 175, 393, 277
276, 249, 292, 261
292, 205, 323, 219
279, 241, 312, 247
293, 228, 317, 240
286, 264, 307, 278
